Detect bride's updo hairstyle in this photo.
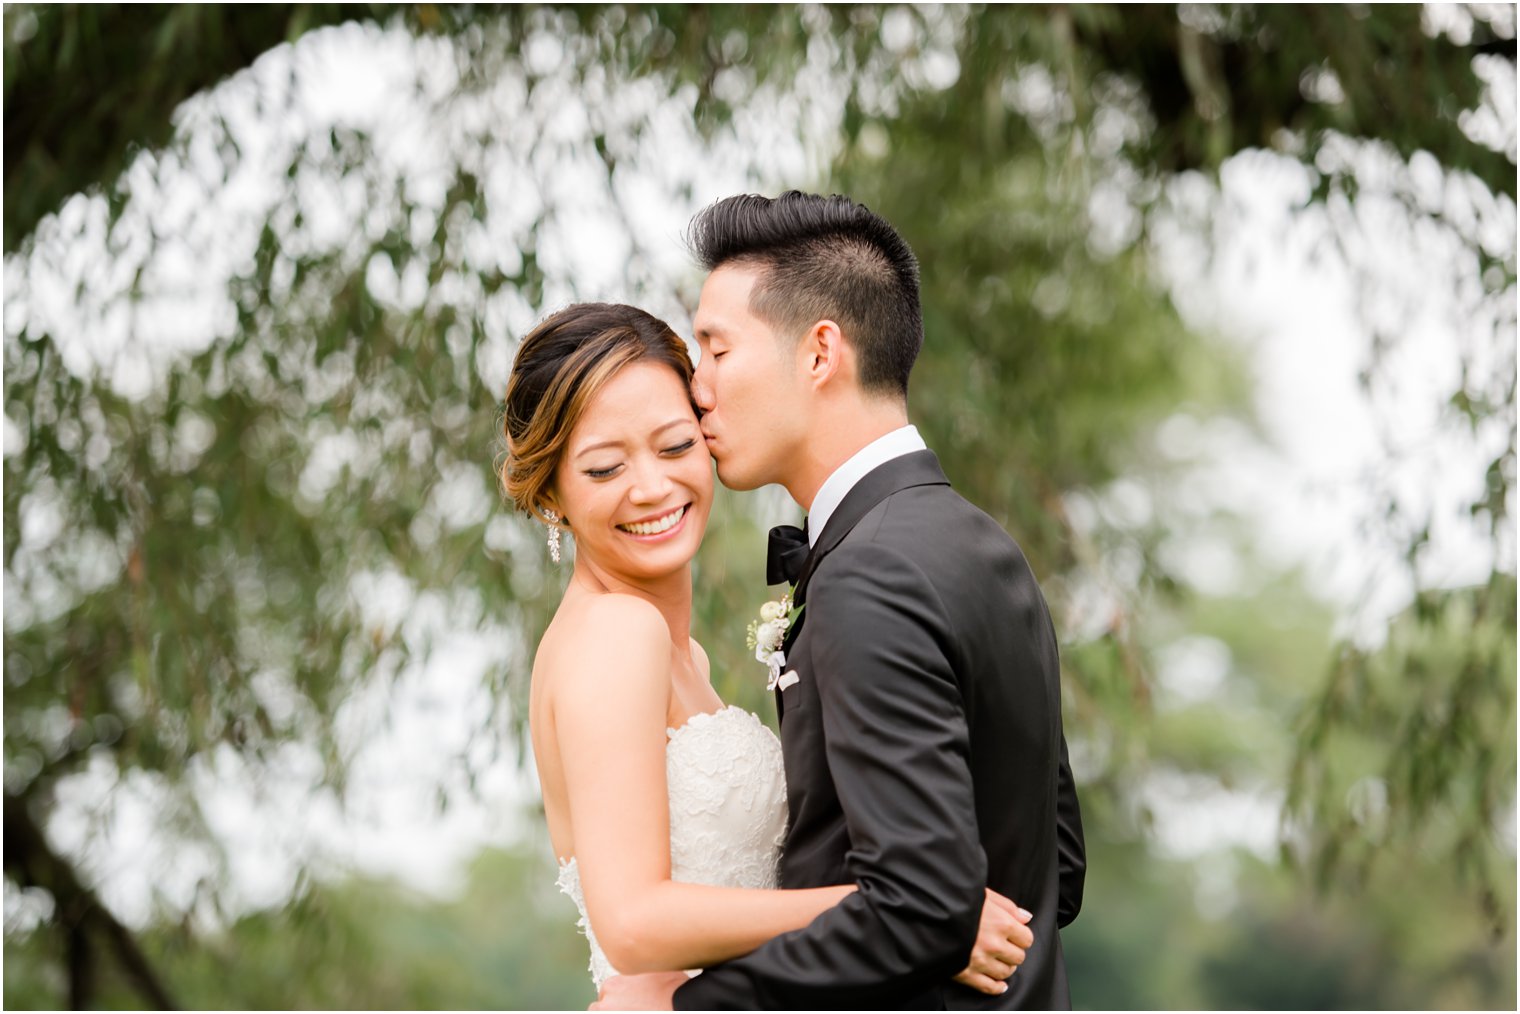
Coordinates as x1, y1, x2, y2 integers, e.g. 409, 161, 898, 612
501, 302, 695, 523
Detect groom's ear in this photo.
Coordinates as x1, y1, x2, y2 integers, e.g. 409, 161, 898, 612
800, 319, 848, 390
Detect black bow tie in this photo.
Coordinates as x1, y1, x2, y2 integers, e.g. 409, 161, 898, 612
766, 522, 810, 586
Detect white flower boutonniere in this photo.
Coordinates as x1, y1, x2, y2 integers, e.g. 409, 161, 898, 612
746, 593, 804, 691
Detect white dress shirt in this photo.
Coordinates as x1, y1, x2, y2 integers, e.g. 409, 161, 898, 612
806, 425, 928, 547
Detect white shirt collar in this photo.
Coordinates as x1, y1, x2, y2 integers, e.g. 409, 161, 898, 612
806, 425, 927, 547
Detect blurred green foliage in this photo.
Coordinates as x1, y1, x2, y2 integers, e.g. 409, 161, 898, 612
4, 3, 1514, 1009
5, 844, 594, 1009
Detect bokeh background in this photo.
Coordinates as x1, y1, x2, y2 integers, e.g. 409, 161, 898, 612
4, 4, 1515, 1009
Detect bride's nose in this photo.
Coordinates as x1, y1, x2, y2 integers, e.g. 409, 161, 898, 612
627, 456, 675, 504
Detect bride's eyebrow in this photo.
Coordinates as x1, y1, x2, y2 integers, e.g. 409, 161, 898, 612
650, 418, 695, 437
574, 437, 626, 459
574, 420, 692, 460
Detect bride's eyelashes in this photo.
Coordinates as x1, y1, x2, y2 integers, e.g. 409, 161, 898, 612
582, 440, 699, 480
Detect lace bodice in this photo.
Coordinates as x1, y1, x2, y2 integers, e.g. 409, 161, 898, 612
555, 705, 787, 989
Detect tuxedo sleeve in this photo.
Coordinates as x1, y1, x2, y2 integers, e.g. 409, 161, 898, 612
1055, 732, 1085, 927
674, 543, 986, 1010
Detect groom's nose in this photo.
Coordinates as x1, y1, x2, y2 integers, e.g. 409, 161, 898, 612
691, 364, 715, 413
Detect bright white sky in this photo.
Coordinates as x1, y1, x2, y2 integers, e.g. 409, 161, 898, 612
3, 12, 1514, 931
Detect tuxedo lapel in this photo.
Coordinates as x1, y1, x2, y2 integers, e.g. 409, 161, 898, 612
792, 449, 950, 605
774, 450, 948, 725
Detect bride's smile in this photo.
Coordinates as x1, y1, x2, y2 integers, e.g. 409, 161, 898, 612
616, 503, 690, 538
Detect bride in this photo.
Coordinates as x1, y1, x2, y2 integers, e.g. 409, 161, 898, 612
500, 302, 1032, 998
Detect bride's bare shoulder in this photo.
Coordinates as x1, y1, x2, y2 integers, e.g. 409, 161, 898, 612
538, 593, 670, 699
548, 592, 667, 647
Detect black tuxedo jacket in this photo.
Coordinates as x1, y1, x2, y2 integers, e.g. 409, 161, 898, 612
674, 451, 1085, 1010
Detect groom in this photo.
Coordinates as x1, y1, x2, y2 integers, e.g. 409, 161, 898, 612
599, 192, 1085, 1009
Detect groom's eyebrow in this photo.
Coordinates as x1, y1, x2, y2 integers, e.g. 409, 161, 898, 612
574, 420, 691, 459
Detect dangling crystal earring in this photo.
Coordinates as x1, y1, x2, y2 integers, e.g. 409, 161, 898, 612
544, 509, 562, 563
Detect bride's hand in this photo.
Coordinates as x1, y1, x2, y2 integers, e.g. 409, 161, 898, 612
954, 887, 1033, 996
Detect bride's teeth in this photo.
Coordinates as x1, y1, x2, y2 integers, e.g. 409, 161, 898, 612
621, 506, 685, 536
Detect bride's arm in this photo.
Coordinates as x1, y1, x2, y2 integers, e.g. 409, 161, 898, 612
553, 595, 853, 974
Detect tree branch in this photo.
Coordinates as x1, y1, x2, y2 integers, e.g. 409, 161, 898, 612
4, 792, 179, 1010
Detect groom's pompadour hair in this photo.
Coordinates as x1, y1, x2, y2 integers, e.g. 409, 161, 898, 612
688, 191, 922, 397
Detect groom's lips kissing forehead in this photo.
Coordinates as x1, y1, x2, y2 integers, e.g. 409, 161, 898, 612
699, 418, 722, 455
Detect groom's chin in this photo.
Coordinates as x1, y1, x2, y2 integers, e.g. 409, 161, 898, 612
713, 460, 764, 492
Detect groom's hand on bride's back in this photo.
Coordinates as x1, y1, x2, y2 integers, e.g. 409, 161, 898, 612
955, 888, 1035, 997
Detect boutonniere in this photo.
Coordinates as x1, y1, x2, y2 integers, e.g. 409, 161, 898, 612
745, 593, 804, 691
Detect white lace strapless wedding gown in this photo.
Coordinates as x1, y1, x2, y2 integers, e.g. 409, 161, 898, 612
555, 705, 788, 989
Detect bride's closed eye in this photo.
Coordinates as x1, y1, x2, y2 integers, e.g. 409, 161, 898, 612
583, 439, 695, 479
